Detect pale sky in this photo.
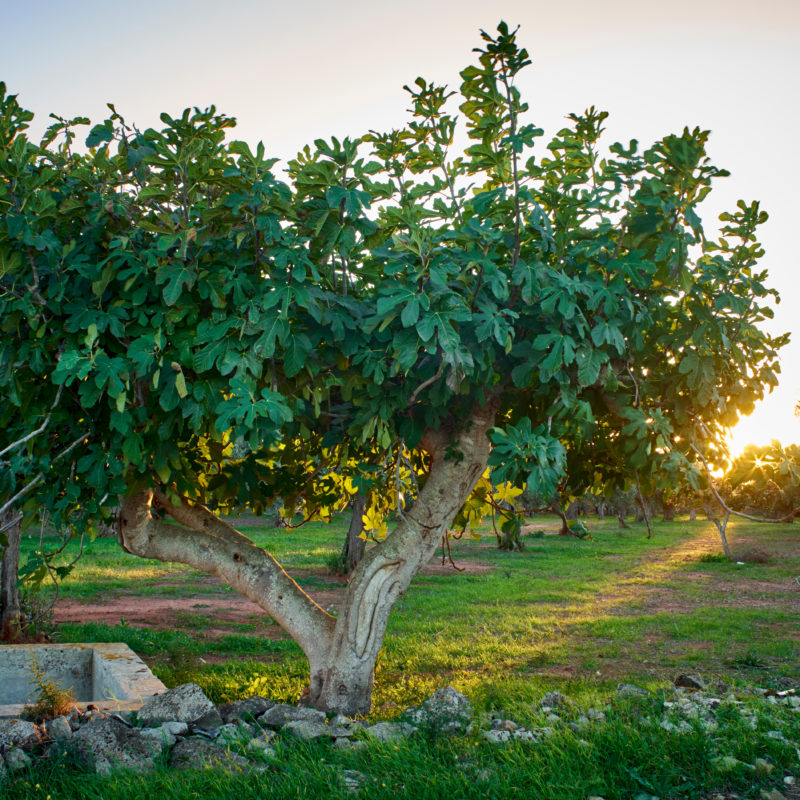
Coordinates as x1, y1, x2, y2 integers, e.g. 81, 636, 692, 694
3, 0, 798, 454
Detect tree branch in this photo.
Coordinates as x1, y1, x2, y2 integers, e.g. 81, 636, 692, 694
0, 385, 64, 459
0, 431, 87, 518
118, 490, 335, 664
690, 444, 800, 524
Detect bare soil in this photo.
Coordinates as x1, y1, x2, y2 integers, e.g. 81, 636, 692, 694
53, 559, 492, 640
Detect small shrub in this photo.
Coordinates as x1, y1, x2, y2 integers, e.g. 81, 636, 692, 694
21, 656, 76, 722
698, 552, 728, 563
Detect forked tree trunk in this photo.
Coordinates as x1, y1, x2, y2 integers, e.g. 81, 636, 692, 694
336, 494, 366, 575
118, 402, 497, 715
0, 508, 22, 642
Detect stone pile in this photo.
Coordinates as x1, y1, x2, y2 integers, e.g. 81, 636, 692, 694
0, 676, 797, 792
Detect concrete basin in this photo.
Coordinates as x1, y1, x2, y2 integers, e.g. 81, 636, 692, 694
0, 643, 166, 718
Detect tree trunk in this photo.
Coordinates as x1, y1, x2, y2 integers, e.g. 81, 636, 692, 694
118, 400, 498, 715
336, 494, 366, 575
0, 508, 22, 642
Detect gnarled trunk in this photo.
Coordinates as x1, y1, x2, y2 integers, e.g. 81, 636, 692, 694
118, 401, 497, 715
336, 494, 366, 575
0, 508, 22, 642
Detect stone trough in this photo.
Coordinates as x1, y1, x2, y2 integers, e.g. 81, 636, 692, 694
0, 643, 166, 718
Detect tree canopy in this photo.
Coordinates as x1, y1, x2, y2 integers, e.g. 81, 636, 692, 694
0, 23, 786, 711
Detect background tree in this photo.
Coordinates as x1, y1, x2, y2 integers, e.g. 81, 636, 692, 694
0, 23, 785, 712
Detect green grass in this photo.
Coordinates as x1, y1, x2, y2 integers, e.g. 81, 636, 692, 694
8, 515, 800, 798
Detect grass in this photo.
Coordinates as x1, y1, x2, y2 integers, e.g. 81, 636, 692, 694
7, 515, 800, 798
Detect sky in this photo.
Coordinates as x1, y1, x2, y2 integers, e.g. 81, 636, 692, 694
2, 0, 798, 455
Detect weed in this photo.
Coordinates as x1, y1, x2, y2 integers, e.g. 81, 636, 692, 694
698, 552, 728, 563
20, 655, 76, 722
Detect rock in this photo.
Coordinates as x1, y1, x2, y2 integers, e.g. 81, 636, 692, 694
218, 697, 274, 724
714, 756, 742, 773
217, 721, 257, 742
754, 758, 774, 776
483, 729, 511, 743
333, 737, 367, 751
490, 718, 517, 732
365, 721, 417, 743
617, 683, 650, 699
283, 719, 333, 740
190, 708, 224, 732
568, 715, 590, 733
138, 683, 216, 726
160, 721, 189, 737
245, 738, 276, 760
406, 687, 473, 732
766, 730, 789, 744
72, 718, 160, 776
760, 791, 787, 800
539, 691, 575, 711
788, 696, 800, 709
342, 769, 368, 793
674, 674, 705, 690
259, 704, 326, 728
3, 748, 32, 772
586, 707, 606, 722
140, 726, 177, 748
0, 719, 42, 747
47, 716, 73, 741
169, 737, 252, 771
784, 776, 796, 786
512, 728, 536, 741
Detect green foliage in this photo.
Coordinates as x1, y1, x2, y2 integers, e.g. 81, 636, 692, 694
725, 441, 800, 518
0, 23, 785, 543
20, 654, 76, 722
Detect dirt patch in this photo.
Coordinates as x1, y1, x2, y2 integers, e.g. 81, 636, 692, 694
54, 558, 491, 639
420, 560, 493, 575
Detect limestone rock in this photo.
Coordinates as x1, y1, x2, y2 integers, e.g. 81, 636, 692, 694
218, 696, 274, 724
283, 719, 333, 740
342, 769, 368, 793
586, 707, 606, 722
674, 673, 705, 690
259, 704, 326, 728
406, 686, 473, 732
140, 726, 178, 748
190, 707, 223, 732
540, 691, 575, 711
169, 737, 252, 771
483, 729, 511, 743
755, 758, 774, 776
217, 721, 257, 742
72, 718, 160, 776
366, 721, 417, 742
160, 721, 189, 737
617, 683, 650, 699
333, 737, 367, 751
47, 716, 73, 741
3, 748, 32, 772
0, 719, 42, 748
246, 737, 276, 759
137, 683, 215, 726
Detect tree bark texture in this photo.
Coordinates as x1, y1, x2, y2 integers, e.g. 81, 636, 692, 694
0, 509, 22, 642
118, 401, 498, 715
337, 494, 366, 575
